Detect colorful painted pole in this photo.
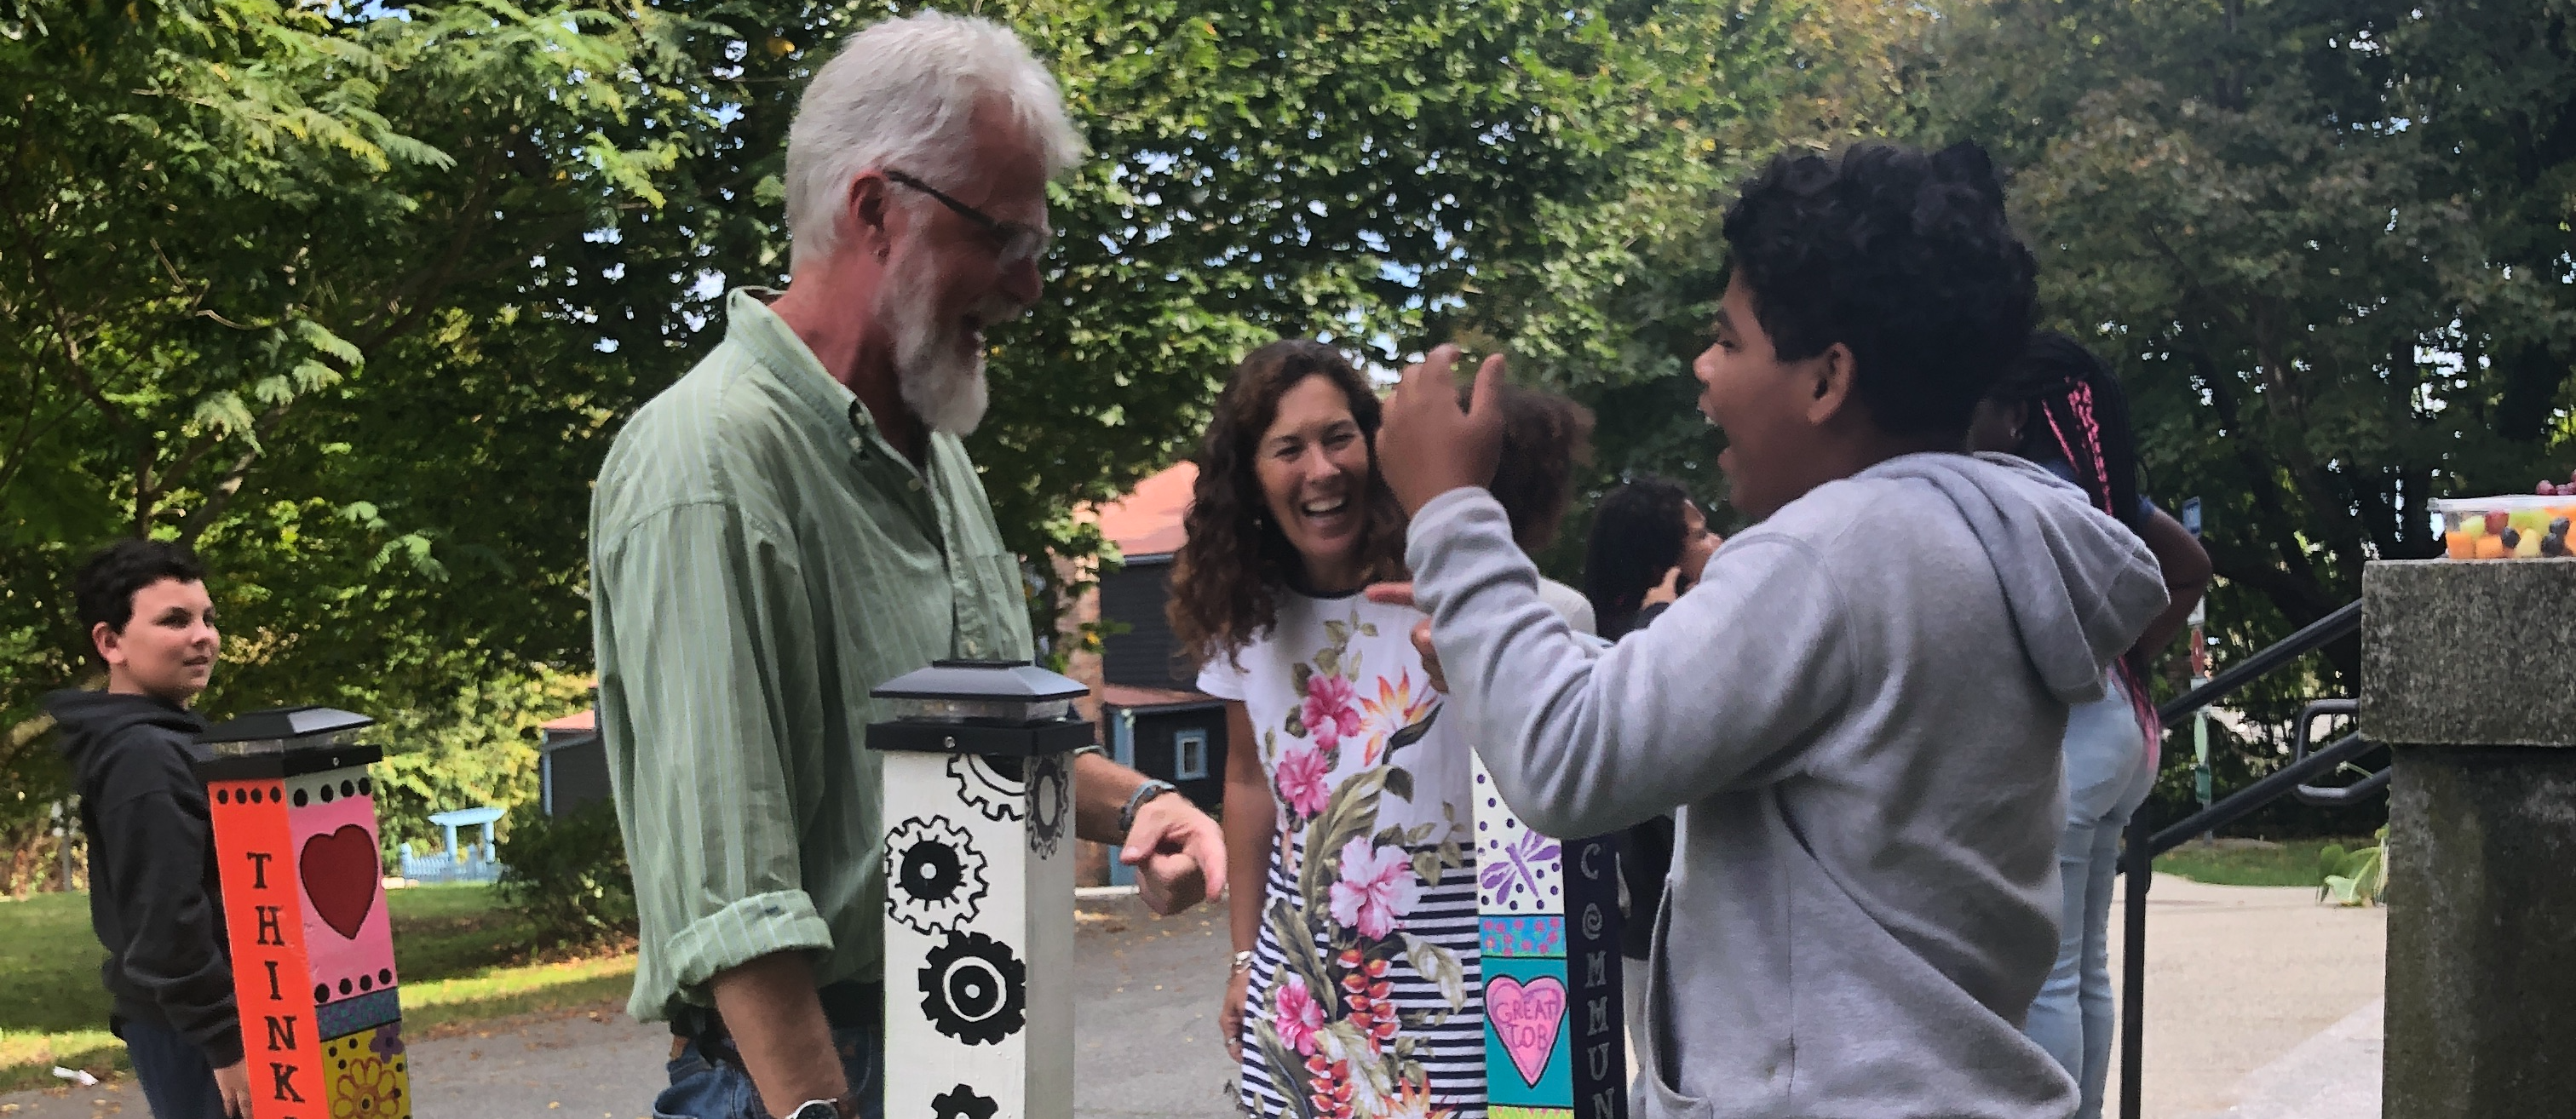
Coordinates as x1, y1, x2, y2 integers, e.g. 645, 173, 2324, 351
867, 661, 1090, 1119
195, 707, 409, 1119
1474, 756, 1626, 1119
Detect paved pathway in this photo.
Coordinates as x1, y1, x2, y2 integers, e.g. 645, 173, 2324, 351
2185, 1000, 2381, 1119
2108, 874, 2386, 1119
2, 879, 2381, 1119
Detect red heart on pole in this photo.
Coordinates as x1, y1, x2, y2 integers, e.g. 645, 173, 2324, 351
1485, 974, 1567, 1087
300, 824, 381, 940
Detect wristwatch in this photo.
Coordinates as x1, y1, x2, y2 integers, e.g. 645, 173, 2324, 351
786, 1098, 851, 1119
1118, 778, 1179, 837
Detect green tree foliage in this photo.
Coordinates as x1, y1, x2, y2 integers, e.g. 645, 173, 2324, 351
1525, 0, 1941, 574
1923, 0, 2572, 831
4, 0, 1867, 840
494, 798, 638, 950
0, 0, 710, 840
1929, 0, 2576, 678
368, 665, 591, 853
982, 0, 1831, 634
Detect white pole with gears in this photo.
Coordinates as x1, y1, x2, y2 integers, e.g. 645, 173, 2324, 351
868, 661, 1089, 1119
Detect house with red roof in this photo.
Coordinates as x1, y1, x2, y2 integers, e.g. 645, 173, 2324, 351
1073, 463, 1228, 830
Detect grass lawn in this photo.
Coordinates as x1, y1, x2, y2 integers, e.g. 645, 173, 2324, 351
0, 884, 633, 1095
2151, 836, 2378, 888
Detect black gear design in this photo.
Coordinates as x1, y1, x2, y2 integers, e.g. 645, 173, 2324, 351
884, 817, 989, 936
917, 930, 1026, 1045
930, 1084, 998, 1119
1025, 754, 1069, 858
949, 754, 1025, 823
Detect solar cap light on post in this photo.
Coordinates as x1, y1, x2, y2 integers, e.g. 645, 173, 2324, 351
193, 705, 411, 1119
866, 659, 1090, 1119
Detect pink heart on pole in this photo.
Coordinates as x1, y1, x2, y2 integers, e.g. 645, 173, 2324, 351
1485, 975, 1567, 1086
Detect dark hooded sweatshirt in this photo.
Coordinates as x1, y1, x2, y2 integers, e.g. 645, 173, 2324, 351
45, 688, 243, 1068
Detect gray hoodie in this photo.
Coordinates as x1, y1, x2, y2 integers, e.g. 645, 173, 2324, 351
1406, 452, 2166, 1119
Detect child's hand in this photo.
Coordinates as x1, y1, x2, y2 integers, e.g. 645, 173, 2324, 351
215, 1061, 250, 1116
1364, 582, 1448, 692
1378, 343, 1509, 514
1642, 565, 1684, 607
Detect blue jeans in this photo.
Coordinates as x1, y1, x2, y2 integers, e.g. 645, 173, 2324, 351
2023, 673, 2156, 1119
118, 1017, 228, 1119
653, 1024, 884, 1119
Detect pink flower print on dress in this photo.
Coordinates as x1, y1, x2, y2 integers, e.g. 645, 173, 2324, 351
1276, 742, 1333, 819
1302, 672, 1365, 750
1329, 837, 1421, 941
1272, 973, 1326, 1056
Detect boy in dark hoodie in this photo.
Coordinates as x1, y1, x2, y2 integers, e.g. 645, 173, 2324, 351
45, 539, 247, 1119
1371, 143, 2167, 1117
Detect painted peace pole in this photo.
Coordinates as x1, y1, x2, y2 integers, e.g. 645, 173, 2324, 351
1473, 755, 1626, 1119
195, 707, 410, 1119
867, 660, 1091, 1119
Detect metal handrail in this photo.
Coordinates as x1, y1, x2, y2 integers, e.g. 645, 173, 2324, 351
2153, 600, 2363, 726
2144, 732, 2377, 858
2288, 700, 2389, 807
2116, 599, 2369, 1119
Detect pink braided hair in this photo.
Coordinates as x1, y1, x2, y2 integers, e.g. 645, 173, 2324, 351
2041, 377, 2163, 746
2038, 380, 2117, 519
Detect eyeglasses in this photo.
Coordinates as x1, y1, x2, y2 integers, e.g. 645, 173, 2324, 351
883, 169, 1053, 265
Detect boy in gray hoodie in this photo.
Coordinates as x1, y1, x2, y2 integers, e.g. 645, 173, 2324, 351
1370, 143, 2167, 1117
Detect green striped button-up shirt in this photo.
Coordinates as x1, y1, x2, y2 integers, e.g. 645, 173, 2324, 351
589, 288, 1035, 1022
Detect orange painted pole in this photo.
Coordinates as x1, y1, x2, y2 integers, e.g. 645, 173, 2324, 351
197, 708, 410, 1119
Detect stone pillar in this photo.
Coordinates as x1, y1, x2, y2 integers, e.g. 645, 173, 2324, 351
2364, 558, 2576, 1117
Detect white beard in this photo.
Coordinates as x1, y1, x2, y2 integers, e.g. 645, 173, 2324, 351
883, 270, 998, 437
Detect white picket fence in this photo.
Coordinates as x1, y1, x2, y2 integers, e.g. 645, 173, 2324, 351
397, 841, 503, 884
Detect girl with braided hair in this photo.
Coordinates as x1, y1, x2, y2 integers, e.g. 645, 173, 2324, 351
1969, 332, 2211, 1119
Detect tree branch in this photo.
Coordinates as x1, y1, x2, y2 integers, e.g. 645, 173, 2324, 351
174, 401, 293, 547
351, 150, 503, 353
0, 398, 89, 502
2187, 341, 2332, 594
2, 198, 129, 436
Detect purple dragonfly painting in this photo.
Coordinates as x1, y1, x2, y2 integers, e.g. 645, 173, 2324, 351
1481, 828, 1561, 911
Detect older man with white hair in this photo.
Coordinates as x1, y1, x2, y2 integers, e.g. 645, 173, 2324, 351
588, 14, 1226, 1119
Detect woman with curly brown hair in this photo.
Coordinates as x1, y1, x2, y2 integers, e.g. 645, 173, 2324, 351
1172, 339, 1485, 1118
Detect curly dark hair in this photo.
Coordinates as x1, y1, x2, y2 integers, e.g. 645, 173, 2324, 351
1720, 141, 2038, 439
73, 538, 208, 636
1581, 476, 1693, 640
1991, 331, 2147, 533
1487, 385, 1595, 553
1166, 340, 1406, 669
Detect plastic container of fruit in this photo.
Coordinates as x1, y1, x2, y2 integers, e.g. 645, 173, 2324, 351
2434, 496, 2576, 560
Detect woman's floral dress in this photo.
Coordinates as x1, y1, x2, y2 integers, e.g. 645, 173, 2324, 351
1199, 590, 1483, 1119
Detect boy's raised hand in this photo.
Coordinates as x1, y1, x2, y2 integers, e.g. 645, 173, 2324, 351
1362, 582, 1447, 692
1379, 343, 1509, 514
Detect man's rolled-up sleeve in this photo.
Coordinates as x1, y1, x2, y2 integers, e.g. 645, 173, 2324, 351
595, 500, 832, 1005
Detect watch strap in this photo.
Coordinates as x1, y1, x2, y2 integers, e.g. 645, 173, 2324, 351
1118, 778, 1178, 837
